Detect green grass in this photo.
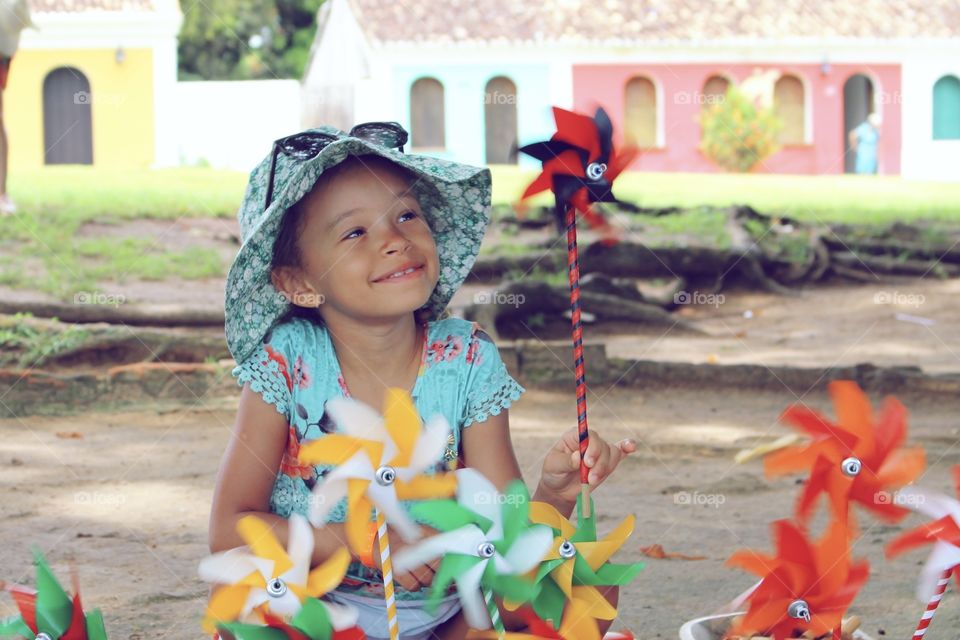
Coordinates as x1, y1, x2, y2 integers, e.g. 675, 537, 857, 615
4, 165, 960, 300
490, 166, 960, 224
1, 167, 246, 299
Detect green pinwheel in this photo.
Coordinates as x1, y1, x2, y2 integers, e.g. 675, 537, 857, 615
0, 550, 108, 640
517, 496, 644, 640
393, 468, 553, 630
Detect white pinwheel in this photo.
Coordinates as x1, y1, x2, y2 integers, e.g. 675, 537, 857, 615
393, 468, 554, 629
298, 388, 458, 554
886, 468, 960, 602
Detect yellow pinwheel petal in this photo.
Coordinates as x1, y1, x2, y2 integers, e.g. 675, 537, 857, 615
578, 514, 635, 570
237, 515, 293, 577
530, 501, 576, 538
571, 584, 618, 620
307, 546, 351, 597
384, 388, 420, 467
559, 597, 602, 640
395, 475, 458, 500
551, 556, 576, 600
345, 479, 374, 554
300, 434, 383, 467
238, 570, 264, 588
203, 583, 249, 632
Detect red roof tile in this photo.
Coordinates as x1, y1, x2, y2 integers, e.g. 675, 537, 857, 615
348, 0, 960, 44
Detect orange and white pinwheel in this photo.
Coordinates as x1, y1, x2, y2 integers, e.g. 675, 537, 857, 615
764, 380, 925, 527
198, 514, 352, 633
299, 388, 457, 553
887, 465, 960, 602
727, 519, 869, 640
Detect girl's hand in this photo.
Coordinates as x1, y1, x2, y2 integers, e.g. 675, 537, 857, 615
376, 525, 441, 593
538, 429, 636, 506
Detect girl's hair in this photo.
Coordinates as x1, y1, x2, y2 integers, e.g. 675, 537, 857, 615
270, 154, 432, 327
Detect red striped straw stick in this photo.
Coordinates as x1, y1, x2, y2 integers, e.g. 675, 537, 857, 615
913, 567, 953, 638
563, 204, 591, 517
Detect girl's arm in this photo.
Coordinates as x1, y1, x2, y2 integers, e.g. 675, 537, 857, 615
209, 383, 351, 566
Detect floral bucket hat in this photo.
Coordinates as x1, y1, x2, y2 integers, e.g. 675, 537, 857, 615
225, 122, 493, 365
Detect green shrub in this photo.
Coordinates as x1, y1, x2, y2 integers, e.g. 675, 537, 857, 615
699, 87, 783, 173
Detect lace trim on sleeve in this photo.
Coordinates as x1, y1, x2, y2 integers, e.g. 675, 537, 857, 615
232, 346, 291, 418
463, 375, 525, 427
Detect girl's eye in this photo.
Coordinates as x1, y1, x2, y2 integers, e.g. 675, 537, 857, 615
343, 228, 365, 240
398, 211, 418, 223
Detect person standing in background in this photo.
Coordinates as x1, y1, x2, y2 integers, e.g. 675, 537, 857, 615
849, 112, 882, 175
0, 0, 34, 215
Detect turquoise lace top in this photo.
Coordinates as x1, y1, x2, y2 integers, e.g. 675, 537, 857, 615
232, 316, 525, 599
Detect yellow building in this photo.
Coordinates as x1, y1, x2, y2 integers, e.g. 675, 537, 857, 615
8, 0, 181, 168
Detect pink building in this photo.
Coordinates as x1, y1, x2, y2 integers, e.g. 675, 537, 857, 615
574, 63, 902, 175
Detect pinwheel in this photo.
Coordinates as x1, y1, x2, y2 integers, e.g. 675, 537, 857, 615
216, 598, 365, 640
886, 465, 960, 638
198, 514, 352, 634
394, 468, 554, 632
298, 388, 457, 640
513, 498, 643, 640
727, 519, 869, 640
764, 380, 925, 528
519, 106, 637, 517
0, 550, 107, 640
466, 607, 636, 639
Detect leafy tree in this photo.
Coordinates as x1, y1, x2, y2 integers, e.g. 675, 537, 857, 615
699, 87, 783, 172
178, 0, 324, 80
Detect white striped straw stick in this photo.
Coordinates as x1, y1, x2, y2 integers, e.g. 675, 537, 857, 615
913, 568, 953, 639
376, 509, 399, 640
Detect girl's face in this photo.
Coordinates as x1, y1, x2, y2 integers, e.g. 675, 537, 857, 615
274, 157, 440, 324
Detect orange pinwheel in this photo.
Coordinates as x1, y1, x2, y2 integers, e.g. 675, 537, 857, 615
727, 519, 869, 640
764, 380, 925, 527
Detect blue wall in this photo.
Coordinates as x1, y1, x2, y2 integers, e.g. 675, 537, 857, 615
394, 63, 555, 168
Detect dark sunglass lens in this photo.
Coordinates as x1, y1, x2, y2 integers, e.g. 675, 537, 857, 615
350, 123, 408, 150
281, 133, 335, 158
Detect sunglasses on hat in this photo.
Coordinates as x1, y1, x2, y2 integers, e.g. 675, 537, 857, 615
263, 121, 409, 211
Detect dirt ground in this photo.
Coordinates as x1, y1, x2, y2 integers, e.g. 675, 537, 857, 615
3, 386, 960, 639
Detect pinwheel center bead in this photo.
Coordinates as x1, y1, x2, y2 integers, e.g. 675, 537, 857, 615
266, 577, 288, 598
375, 465, 397, 486
558, 540, 577, 559
35, 634, 53, 640
787, 599, 811, 623
586, 162, 608, 180
841, 456, 862, 477
477, 541, 496, 558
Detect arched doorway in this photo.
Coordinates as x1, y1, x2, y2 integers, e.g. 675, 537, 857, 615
43, 67, 93, 165
843, 73, 875, 173
484, 76, 517, 164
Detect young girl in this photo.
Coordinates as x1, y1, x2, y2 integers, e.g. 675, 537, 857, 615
210, 122, 636, 639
